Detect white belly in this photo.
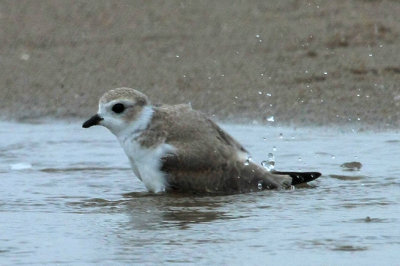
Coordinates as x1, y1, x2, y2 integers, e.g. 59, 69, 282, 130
120, 139, 174, 193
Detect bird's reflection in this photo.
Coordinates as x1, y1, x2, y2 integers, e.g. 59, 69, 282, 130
121, 192, 238, 230
68, 190, 274, 257
69, 191, 252, 230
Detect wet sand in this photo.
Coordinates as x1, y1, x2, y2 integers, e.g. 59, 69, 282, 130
1, 0, 400, 128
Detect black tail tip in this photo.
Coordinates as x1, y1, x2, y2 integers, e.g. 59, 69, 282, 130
272, 171, 321, 185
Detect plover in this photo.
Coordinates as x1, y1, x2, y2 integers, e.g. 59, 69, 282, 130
83, 88, 321, 194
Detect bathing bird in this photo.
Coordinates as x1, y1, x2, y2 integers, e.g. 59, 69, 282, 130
83, 88, 321, 193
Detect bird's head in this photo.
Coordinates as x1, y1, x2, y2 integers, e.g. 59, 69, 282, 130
82, 87, 152, 137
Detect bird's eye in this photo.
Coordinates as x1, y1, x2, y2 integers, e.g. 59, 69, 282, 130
112, 103, 125, 114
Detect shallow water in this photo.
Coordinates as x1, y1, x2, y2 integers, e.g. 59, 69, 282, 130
0, 121, 399, 265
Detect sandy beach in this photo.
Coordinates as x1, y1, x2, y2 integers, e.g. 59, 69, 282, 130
1, 0, 399, 128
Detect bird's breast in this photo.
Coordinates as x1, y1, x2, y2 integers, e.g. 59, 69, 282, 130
120, 138, 175, 192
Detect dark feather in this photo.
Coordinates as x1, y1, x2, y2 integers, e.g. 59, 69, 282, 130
271, 171, 321, 185
140, 105, 321, 193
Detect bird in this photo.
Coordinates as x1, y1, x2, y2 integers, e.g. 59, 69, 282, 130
82, 87, 321, 194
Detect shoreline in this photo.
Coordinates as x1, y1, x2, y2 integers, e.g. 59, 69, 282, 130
2, 116, 399, 133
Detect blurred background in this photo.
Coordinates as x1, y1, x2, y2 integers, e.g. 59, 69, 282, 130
1, 0, 399, 128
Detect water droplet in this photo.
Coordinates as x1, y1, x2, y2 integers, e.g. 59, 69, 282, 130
257, 181, 263, 190
244, 156, 252, 166
279, 133, 283, 139
323, 72, 328, 75
20, 53, 30, 61
176, 55, 180, 58
266, 93, 272, 97
357, 94, 360, 97
267, 116, 274, 122
258, 39, 262, 43
369, 54, 373, 57
331, 155, 336, 159
272, 146, 277, 152
357, 117, 361, 121
258, 91, 262, 95
298, 157, 302, 162
261, 153, 275, 171
256, 34, 260, 38
268, 152, 275, 161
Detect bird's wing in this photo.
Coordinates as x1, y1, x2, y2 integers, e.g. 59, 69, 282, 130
157, 106, 248, 172
206, 118, 248, 153
148, 106, 319, 193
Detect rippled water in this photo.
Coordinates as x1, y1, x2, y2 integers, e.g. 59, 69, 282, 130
0, 121, 399, 265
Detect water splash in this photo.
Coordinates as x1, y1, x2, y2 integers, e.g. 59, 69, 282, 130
267, 116, 275, 122
261, 153, 275, 171
244, 156, 252, 166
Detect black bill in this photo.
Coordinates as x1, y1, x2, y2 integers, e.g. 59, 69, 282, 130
82, 114, 103, 128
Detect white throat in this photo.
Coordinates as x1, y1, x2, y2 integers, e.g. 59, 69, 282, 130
115, 105, 173, 193
117, 105, 154, 142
